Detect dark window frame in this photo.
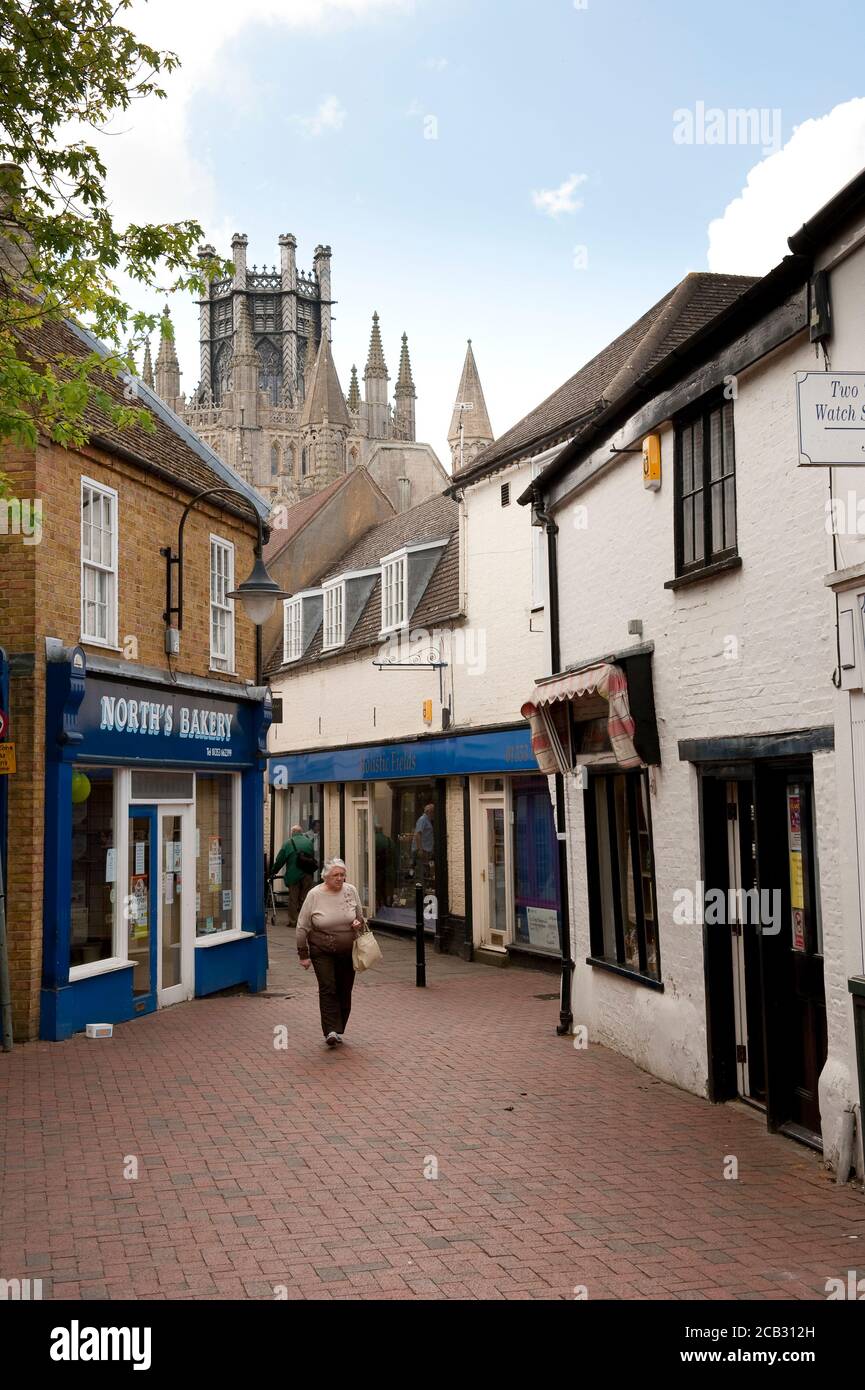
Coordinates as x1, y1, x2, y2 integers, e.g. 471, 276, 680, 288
583, 767, 661, 986
674, 393, 738, 579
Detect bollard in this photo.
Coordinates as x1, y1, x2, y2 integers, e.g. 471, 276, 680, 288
415, 880, 426, 988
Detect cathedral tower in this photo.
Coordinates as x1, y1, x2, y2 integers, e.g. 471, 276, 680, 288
154, 307, 181, 411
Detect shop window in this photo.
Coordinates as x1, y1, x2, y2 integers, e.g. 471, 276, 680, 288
584, 769, 660, 981
512, 775, 561, 953
210, 536, 235, 672
674, 397, 737, 577
273, 783, 323, 882
196, 773, 237, 935
81, 478, 118, 646
70, 767, 116, 969
372, 782, 438, 926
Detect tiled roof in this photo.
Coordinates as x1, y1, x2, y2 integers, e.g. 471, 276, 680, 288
320, 492, 458, 580
263, 473, 356, 564
267, 493, 460, 676
453, 272, 758, 484
13, 313, 268, 520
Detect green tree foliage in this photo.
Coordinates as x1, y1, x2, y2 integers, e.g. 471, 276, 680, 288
0, 0, 229, 471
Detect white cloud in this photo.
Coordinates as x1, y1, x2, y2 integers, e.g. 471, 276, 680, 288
70, 0, 408, 384
298, 94, 347, 136
423, 57, 447, 71
707, 98, 865, 274
531, 173, 587, 218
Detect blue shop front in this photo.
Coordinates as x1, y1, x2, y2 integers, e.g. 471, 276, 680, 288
268, 724, 563, 960
42, 645, 271, 1040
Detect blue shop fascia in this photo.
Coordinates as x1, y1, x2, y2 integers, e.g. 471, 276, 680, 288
42, 642, 272, 1040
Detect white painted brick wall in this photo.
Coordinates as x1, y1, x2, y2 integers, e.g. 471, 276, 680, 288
555, 334, 847, 1113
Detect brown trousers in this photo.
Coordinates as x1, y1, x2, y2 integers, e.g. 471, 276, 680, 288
310, 948, 355, 1037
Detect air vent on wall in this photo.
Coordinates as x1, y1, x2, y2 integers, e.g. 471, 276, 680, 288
500, 482, 510, 507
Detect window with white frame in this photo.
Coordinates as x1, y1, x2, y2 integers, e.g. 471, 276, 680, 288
283, 596, 302, 662
381, 553, 407, 632
323, 581, 345, 649
81, 478, 118, 645
210, 536, 235, 672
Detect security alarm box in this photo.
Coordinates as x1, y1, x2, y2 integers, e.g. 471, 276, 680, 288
422, 699, 433, 724
642, 434, 661, 490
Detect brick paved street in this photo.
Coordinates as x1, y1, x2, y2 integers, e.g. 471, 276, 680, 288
1, 922, 864, 1301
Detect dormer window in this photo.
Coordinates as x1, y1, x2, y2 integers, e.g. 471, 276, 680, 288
381, 552, 407, 632
283, 596, 302, 662
323, 581, 345, 649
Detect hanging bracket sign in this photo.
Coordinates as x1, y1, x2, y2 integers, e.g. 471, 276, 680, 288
796, 371, 865, 465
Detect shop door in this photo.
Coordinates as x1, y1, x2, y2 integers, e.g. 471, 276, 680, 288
478, 792, 509, 950
127, 807, 157, 1015
349, 788, 373, 919
158, 806, 194, 1007
756, 769, 827, 1141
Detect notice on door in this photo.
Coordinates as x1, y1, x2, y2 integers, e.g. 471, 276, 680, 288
787, 787, 806, 951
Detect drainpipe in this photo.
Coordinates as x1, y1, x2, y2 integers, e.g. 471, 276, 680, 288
533, 494, 574, 1035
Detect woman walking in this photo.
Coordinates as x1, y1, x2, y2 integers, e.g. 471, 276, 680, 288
296, 857, 365, 1047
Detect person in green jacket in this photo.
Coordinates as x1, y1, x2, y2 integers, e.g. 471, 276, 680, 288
271, 823, 316, 929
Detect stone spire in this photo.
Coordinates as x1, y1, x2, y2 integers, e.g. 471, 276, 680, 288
393, 332, 416, 442
448, 339, 494, 473
155, 306, 181, 408
347, 364, 361, 412
364, 311, 389, 380
300, 334, 351, 491
301, 334, 351, 431
141, 338, 154, 389
364, 311, 390, 438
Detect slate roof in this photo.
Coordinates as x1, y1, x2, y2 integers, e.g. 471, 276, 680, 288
13, 313, 268, 521
268, 492, 460, 676
452, 272, 758, 485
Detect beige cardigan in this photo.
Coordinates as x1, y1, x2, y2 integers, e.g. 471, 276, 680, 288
296, 883, 365, 960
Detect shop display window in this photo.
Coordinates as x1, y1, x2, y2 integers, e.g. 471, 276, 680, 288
70, 767, 116, 968
196, 773, 236, 936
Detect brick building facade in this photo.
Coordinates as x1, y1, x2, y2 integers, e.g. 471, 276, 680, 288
0, 315, 272, 1040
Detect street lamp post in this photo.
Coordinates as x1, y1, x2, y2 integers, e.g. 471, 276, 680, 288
160, 485, 289, 684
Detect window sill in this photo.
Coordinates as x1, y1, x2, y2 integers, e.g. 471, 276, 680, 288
194, 928, 253, 948
664, 555, 742, 590
209, 666, 238, 678
69, 956, 134, 982
585, 955, 664, 991
80, 639, 122, 653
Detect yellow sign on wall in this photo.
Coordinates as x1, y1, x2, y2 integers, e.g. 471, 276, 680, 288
0, 743, 16, 775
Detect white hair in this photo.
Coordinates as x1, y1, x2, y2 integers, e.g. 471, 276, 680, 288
322, 856, 347, 875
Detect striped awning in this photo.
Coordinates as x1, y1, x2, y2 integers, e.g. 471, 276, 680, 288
520, 661, 640, 775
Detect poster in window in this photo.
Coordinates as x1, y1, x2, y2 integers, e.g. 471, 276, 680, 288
130, 874, 149, 936
208, 836, 222, 889
526, 906, 560, 951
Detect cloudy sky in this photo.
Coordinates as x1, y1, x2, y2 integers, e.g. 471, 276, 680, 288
107, 0, 865, 464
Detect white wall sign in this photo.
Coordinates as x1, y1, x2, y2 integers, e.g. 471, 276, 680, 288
796, 371, 865, 465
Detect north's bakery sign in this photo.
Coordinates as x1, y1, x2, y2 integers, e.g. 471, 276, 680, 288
797, 371, 865, 465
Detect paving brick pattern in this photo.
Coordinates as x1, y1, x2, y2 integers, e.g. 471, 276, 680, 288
1, 923, 864, 1301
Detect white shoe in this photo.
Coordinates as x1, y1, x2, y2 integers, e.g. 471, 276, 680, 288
335, 1034, 344, 1045
325, 1031, 339, 1047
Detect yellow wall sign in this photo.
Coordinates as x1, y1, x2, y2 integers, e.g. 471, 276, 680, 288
0, 743, 16, 774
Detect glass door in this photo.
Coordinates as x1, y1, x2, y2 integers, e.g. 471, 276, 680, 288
127, 807, 157, 1014
477, 786, 509, 950
158, 806, 194, 1007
